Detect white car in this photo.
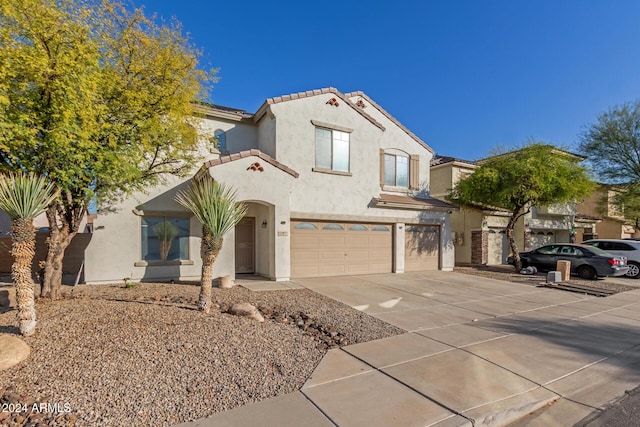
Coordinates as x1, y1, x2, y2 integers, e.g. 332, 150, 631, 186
582, 239, 640, 279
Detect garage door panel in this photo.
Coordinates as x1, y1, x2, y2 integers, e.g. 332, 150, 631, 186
291, 250, 320, 262
291, 235, 320, 249
405, 225, 440, 272
319, 264, 346, 275
291, 220, 393, 278
319, 250, 345, 261
348, 237, 371, 247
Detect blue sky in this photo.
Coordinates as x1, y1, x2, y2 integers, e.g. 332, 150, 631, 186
142, 0, 640, 161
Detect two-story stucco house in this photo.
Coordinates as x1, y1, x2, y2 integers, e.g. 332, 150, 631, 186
76, 87, 456, 283
577, 185, 636, 239
430, 153, 599, 265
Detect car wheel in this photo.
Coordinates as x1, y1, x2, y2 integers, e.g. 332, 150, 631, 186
626, 262, 640, 279
576, 265, 597, 280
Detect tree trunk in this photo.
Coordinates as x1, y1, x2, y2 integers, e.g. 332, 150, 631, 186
506, 211, 522, 272
42, 204, 78, 300
11, 219, 37, 336
198, 232, 223, 314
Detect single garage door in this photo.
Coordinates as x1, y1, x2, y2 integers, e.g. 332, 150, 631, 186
488, 229, 509, 265
291, 221, 393, 278
405, 224, 440, 271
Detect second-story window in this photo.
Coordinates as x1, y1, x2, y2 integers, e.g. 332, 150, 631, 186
315, 127, 350, 172
384, 154, 409, 187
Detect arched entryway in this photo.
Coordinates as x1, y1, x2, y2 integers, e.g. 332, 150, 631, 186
235, 200, 275, 279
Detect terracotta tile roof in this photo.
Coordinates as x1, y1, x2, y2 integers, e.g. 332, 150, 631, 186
430, 155, 476, 167
204, 149, 299, 178
345, 91, 434, 154
372, 193, 458, 211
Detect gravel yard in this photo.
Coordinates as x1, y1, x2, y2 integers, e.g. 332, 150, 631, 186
0, 282, 403, 427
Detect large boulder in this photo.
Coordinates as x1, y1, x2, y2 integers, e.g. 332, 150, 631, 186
228, 303, 264, 322
0, 334, 30, 371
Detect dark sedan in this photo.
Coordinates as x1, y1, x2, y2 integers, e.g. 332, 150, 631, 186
507, 243, 629, 280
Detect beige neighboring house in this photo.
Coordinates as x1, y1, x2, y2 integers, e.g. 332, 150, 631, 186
577, 185, 636, 239
430, 154, 599, 265
57, 87, 457, 283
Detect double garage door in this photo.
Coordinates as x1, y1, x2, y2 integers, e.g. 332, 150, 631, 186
291, 220, 439, 278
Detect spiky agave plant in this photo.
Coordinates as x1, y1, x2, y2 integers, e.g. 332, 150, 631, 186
175, 177, 247, 313
0, 173, 57, 336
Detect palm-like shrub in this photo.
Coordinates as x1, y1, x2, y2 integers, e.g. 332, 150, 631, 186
175, 178, 247, 313
0, 173, 57, 336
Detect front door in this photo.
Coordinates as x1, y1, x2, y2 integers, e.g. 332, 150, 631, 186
235, 217, 254, 273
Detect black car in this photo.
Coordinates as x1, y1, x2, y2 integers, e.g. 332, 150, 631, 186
507, 243, 629, 280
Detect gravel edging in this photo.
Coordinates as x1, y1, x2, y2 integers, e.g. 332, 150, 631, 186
0, 283, 403, 427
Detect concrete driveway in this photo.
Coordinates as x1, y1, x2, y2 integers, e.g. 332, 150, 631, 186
182, 272, 640, 427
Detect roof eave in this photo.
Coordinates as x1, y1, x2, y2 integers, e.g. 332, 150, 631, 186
345, 90, 435, 154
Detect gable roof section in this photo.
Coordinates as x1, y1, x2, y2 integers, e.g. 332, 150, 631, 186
253, 87, 385, 132
203, 149, 299, 178
346, 91, 434, 154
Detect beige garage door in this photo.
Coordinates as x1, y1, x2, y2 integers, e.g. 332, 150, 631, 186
488, 229, 509, 265
405, 225, 440, 271
291, 221, 393, 278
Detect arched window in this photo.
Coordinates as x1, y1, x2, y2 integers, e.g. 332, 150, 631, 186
348, 224, 368, 231
294, 222, 317, 230
323, 223, 344, 230
214, 129, 227, 151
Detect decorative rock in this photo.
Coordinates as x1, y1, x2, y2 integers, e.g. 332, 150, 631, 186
228, 303, 264, 322
0, 334, 30, 371
217, 275, 234, 289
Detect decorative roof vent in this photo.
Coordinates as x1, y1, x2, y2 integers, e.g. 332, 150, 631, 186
326, 97, 339, 107
356, 98, 366, 109
247, 162, 264, 172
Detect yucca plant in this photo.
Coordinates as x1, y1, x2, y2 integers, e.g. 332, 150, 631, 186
175, 177, 247, 313
0, 173, 57, 336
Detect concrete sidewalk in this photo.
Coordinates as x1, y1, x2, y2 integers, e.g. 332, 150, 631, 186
179, 272, 640, 427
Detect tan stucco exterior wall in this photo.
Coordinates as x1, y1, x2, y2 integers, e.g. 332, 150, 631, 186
84, 176, 204, 284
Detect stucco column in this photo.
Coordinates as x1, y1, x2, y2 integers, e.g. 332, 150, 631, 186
394, 223, 405, 273
273, 204, 291, 281
440, 217, 454, 271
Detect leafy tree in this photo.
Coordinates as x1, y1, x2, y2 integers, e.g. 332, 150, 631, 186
579, 100, 640, 229
450, 143, 595, 271
0, 0, 214, 298
175, 178, 247, 314
0, 173, 57, 336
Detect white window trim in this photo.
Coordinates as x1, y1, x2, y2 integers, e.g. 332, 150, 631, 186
314, 125, 351, 174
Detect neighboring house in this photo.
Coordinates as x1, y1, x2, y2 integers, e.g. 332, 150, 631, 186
77, 87, 457, 283
577, 185, 636, 239
430, 153, 599, 265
